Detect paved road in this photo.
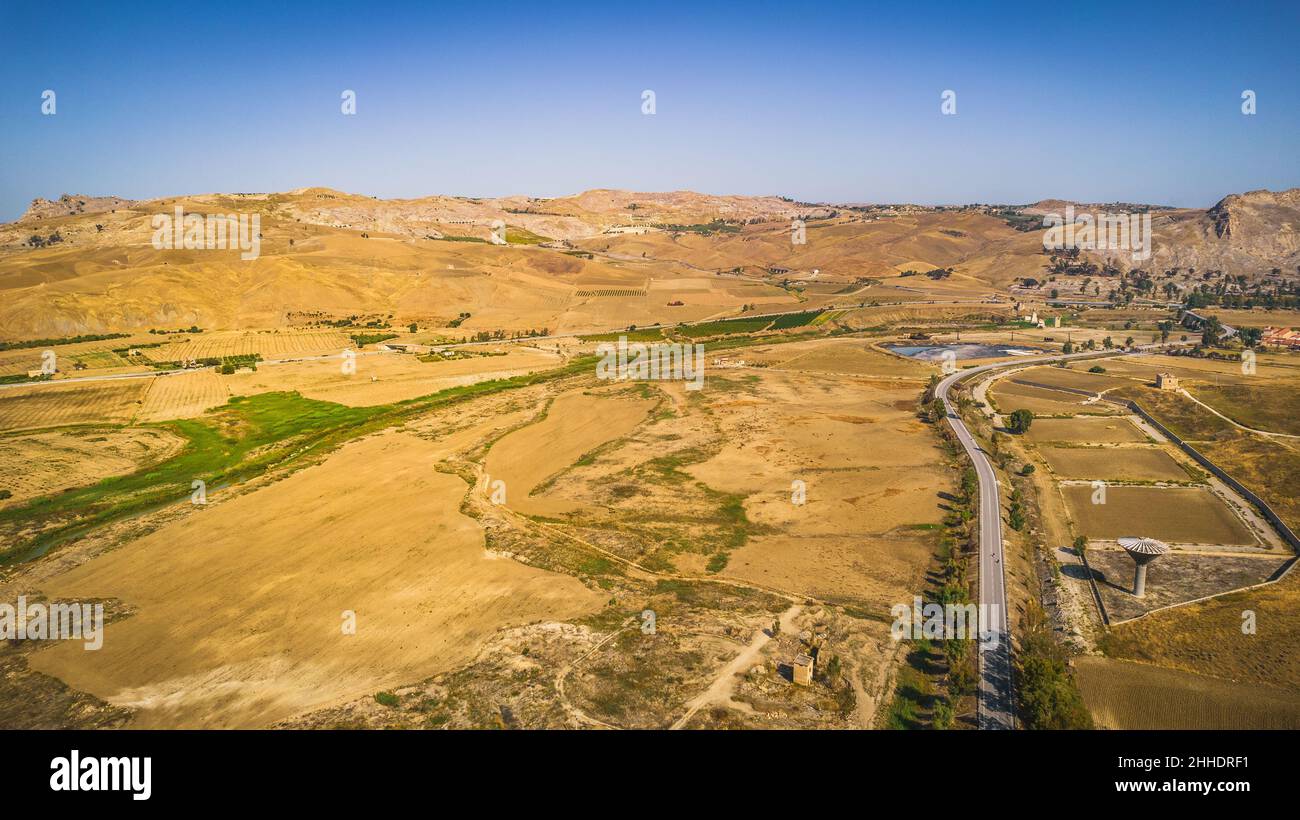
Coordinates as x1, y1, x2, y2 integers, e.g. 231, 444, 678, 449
935, 347, 1126, 730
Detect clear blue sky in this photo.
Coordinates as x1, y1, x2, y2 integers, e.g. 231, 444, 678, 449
1, 0, 1297, 221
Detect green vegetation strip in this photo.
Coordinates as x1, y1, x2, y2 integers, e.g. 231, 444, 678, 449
0, 333, 131, 352
0, 356, 599, 564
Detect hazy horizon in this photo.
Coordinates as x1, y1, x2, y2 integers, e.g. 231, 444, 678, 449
3, 0, 1298, 222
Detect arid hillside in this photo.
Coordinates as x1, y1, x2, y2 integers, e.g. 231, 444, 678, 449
1, 187, 1296, 340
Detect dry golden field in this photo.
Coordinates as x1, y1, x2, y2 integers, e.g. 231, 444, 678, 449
0, 337, 153, 377
742, 337, 933, 377
1097, 568, 1300, 697
1026, 416, 1149, 444
1062, 485, 1256, 545
140, 329, 353, 362
1008, 364, 1136, 393
1076, 657, 1300, 729
1038, 446, 1190, 482
27, 428, 603, 728
0, 379, 148, 432
0, 427, 184, 506
136, 370, 230, 421
990, 380, 1120, 416
223, 347, 562, 406
483, 388, 658, 517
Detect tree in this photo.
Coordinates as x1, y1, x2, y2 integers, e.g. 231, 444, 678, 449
932, 699, 954, 730
1007, 409, 1034, 434
1008, 503, 1025, 531
825, 655, 842, 687
1016, 602, 1092, 729
927, 398, 946, 423
949, 652, 977, 696
408, 323, 418, 333
991, 432, 1006, 456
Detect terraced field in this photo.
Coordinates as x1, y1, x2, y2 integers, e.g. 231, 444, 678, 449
137, 371, 230, 421
140, 329, 352, 362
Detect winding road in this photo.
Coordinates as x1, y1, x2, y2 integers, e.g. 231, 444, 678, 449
935, 348, 1124, 730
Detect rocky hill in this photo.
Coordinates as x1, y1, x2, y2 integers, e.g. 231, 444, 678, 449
21, 194, 134, 221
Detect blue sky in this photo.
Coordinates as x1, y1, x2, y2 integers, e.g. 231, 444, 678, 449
1, 0, 1297, 221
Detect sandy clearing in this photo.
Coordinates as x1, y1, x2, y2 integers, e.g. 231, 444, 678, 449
28, 428, 602, 728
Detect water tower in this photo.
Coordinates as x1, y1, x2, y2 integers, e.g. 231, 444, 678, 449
1118, 537, 1170, 598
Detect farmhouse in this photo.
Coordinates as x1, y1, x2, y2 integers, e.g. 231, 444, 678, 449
1261, 327, 1300, 350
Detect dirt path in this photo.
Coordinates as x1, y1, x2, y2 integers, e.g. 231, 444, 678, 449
669, 603, 803, 729
554, 617, 635, 729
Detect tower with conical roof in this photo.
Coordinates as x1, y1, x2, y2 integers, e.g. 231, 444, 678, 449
1118, 537, 1170, 597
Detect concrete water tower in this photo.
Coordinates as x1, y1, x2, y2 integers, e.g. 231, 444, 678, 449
1118, 537, 1170, 598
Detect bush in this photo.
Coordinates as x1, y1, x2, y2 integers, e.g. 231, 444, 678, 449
1020, 463, 1035, 475
220, 363, 236, 375
0, 489, 11, 500
374, 691, 400, 708
1088, 365, 1106, 373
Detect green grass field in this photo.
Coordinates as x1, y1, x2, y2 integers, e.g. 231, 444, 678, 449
770, 310, 824, 330
579, 327, 666, 343
505, 226, 552, 245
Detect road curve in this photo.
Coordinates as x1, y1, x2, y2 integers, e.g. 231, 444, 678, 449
934, 348, 1123, 730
